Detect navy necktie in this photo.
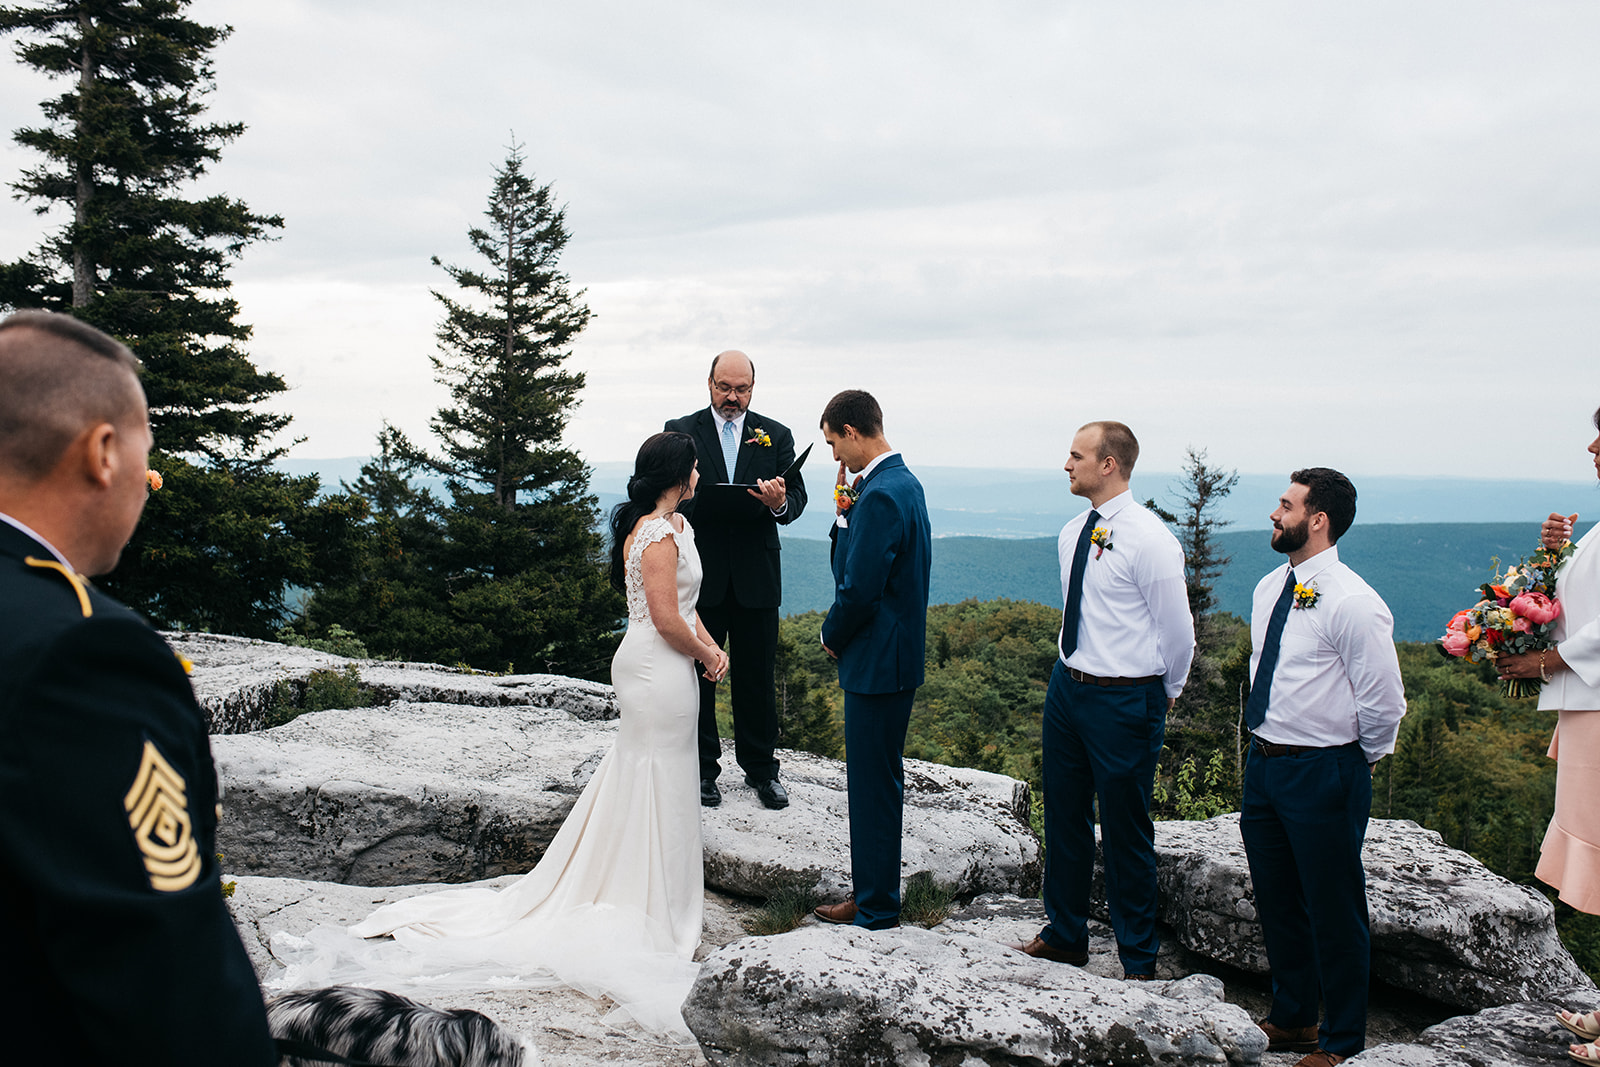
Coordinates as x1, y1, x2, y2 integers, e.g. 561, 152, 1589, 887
1058, 509, 1100, 661
1245, 569, 1297, 731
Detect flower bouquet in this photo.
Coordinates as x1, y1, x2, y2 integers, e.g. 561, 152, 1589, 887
1438, 538, 1573, 697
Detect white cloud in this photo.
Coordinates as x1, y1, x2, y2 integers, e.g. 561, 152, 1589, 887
2, 0, 1597, 478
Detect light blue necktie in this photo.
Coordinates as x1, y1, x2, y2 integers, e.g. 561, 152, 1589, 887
721, 419, 739, 481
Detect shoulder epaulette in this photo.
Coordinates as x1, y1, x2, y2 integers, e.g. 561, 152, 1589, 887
24, 556, 93, 618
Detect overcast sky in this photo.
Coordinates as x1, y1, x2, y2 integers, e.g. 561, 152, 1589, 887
2, 1, 1598, 481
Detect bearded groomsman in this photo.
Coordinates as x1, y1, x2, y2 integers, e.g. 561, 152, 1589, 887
666, 350, 808, 810
1242, 468, 1406, 1067
1012, 420, 1194, 980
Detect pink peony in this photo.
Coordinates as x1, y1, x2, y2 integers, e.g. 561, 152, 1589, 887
1447, 610, 1472, 633
1509, 591, 1561, 625
1441, 630, 1472, 657
1513, 616, 1532, 633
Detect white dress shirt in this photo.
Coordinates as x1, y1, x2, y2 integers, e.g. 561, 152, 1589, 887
1057, 490, 1195, 699
0, 510, 71, 568
1541, 522, 1600, 711
834, 450, 898, 530
1249, 545, 1407, 763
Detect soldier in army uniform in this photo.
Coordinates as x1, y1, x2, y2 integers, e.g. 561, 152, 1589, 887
0, 311, 276, 1064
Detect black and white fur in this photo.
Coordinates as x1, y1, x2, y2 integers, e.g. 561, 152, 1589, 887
268, 986, 532, 1067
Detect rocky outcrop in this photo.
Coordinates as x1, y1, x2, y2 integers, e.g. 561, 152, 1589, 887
172, 632, 616, 734
1111, 815, 1592, 1010
212, 698, 1040, 897
1348, 992, 1596, 1066
703, 746, 1038, 901
683, 925, 1266, 1066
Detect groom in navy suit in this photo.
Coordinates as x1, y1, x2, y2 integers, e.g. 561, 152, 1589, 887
811, 390, 931, 931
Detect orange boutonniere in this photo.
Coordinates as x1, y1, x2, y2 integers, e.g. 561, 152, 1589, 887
146, 469, 163, 491
834, 482, 859, 512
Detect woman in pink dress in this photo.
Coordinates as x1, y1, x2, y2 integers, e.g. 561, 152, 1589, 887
1496, 404, 1600, 1062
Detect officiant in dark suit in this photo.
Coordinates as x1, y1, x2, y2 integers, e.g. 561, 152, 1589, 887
665, 350, 808, 809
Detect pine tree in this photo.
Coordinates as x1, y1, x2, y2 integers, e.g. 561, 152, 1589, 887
0, 0, 287, 456
0, 0, 342, 636
1148, 447, 1246, 814
297, 425, 454, 660
346, 142, 622, 677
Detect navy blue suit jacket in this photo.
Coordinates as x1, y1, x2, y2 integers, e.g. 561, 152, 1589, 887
821, 454, 932, 695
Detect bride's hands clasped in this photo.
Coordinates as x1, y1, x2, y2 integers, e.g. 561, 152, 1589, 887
699, 644, 729, 683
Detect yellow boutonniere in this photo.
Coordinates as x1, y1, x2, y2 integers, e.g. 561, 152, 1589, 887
1292, 582, 1321, 610
1089, 526, 1113, 558
745, 427, 772, 447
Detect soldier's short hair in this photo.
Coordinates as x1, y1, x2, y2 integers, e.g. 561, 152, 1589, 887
0, 310, 144, 480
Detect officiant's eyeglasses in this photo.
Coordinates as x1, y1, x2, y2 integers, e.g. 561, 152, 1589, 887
712, 382, 752, 397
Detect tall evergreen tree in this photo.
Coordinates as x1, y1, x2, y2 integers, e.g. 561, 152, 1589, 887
0, 0, 342, 636
315, 142, 622, 677
1148, 447, 1247, 810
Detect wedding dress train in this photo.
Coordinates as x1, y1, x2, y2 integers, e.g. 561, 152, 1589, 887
271, 516, 706, 1043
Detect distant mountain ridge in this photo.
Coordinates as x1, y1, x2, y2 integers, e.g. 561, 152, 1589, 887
279, 456, 1597, 641
282, 457, 1599, 540
774, 522, 1597, 643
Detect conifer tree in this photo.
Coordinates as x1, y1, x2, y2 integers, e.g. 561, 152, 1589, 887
379, 142, 622, 677
0, 0, 342, 636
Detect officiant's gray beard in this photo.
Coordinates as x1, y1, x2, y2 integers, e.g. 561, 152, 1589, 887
1271, 518, 1309, 555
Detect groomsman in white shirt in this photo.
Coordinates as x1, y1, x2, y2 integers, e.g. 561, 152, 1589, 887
1010, 420, 1195, 980
1242, 468, 1406, 1067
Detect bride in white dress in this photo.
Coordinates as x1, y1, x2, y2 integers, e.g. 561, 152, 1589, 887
272, 432, 726, 1044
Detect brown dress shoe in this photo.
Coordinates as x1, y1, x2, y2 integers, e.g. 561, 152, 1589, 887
1294, 1051, 1346, 1067
814, 900, 857, 924
1259, 1019, 1320, 1053
1005, 936, 1088, 966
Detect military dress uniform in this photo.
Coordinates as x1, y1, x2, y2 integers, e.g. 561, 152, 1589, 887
0, 519, 275, 1064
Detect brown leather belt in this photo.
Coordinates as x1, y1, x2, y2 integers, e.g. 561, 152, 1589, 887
1067, 668, 1162, 688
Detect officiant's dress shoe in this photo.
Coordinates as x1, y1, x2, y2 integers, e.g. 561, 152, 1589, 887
747, 776, 789, 809
1006, 936, 1088, 966
700, 778, 721, 807
1258, 1020, 1320, 1054
814, 900, 858, 924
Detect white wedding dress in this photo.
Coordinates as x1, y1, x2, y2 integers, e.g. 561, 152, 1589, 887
270, 516, 706, 1043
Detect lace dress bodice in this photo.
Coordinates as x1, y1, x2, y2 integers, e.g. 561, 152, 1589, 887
625, 515, 702, 629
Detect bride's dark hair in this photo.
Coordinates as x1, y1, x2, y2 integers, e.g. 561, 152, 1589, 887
608, 431, 698, 591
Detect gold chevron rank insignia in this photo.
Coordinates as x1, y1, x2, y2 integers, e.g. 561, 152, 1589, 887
124, 740, 201, 891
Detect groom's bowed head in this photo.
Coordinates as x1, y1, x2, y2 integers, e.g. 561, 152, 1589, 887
820, 389, 891, 482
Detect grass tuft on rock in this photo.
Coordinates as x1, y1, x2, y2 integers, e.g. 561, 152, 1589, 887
900, 871, 957, 927
745, 884, 822, 935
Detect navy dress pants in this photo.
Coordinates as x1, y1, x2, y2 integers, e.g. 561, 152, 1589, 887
696, 596, 780, 783
843, 688, 915, 929
1039, 661, 1166, 974
1240, 742, 1372, 1059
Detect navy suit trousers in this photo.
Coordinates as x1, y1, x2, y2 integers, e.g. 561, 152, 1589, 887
1241, 742, 1372, 1058
1040, 661, 1166, 974
843, 688, 915, 929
